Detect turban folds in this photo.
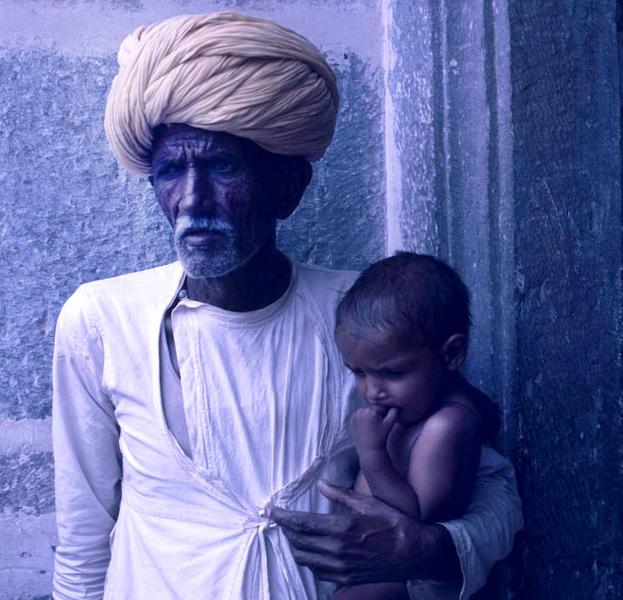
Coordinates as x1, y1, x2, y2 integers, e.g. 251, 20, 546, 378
104, 12, 339, 174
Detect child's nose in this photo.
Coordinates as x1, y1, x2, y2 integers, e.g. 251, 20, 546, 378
365, 377, 387, 401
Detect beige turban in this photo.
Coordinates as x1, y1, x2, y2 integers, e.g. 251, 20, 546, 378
104, 12, 339, 175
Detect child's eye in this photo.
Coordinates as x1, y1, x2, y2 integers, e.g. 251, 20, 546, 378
381, 370, 406, 379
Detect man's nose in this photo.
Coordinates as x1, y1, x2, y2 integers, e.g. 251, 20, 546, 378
177, 167, 215, 216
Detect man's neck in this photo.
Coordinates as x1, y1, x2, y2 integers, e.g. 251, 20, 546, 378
184, 242, 292, 311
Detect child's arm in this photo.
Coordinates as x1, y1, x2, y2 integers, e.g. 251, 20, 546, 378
350, 406, 421, 518
330, 412, 415, 600
408, 402, 481, 522
331, 405, 480, 600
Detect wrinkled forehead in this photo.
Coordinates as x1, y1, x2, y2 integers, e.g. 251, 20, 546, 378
153, 123, 258, 150
151, 123, 269, 163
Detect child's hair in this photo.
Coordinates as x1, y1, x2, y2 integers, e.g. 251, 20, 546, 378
336, 252, 500, 442
336, 252, 470, 350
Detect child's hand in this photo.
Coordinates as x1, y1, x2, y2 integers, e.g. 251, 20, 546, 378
350, 406, 399, 452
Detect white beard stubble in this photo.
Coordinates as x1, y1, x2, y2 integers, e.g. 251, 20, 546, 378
173, 215, 271, 279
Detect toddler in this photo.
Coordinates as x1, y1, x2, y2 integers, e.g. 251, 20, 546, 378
332, 252, 499, 599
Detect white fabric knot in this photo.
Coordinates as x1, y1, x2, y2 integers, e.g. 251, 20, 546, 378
243, 507, 276, 533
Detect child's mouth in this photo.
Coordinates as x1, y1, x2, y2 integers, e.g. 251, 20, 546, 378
369, 403, 390, 416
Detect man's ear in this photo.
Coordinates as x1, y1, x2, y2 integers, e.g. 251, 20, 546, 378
441, 334, 467, 371
271, 157, 313, 219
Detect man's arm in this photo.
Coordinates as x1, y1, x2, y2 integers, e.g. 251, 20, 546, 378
270, 447, 522, 598
52, 288, 122, 599
270, 480, 460, 586
438, 446, 523, 598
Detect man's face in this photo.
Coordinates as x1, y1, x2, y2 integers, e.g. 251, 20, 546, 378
150, 124, 278, 279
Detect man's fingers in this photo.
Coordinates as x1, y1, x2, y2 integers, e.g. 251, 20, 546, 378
286, 548, 353, 584
280, 530, 344, 556
286, 547, 362, 584
317, 480, 380, 515
286, 547, 386, 586
287, 547, 340, 570
269, 505, 348, 535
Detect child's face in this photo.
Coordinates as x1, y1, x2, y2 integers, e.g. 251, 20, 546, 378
336, 327, 444, 425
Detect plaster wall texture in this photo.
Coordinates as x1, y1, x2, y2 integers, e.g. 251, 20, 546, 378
0, 1, 384, 597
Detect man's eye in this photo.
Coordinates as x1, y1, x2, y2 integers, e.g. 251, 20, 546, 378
210, 157, 239, 174
155, 162, 183, 178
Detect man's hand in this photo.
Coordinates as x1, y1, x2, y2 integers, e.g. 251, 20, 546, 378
350, 406, 398, 453
268, 480, 460, 586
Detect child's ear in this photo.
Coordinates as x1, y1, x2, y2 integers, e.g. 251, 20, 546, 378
441, 334, 467, 371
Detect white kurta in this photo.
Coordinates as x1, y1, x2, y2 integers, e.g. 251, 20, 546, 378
52, 260, 523, 600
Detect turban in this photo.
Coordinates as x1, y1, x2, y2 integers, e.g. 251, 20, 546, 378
104, 12, 339, 175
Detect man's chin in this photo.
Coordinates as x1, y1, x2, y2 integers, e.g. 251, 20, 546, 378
177, 248, 255, 280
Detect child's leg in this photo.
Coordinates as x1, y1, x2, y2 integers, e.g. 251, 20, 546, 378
332, 582, 410, 600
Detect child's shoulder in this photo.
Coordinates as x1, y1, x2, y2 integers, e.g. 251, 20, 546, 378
418, 394, 481, 446
438, 377, 501, 443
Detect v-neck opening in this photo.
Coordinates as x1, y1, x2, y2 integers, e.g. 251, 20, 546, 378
150, 260, 343, 510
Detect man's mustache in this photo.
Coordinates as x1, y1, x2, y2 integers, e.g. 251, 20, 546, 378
174, 216, 236, 240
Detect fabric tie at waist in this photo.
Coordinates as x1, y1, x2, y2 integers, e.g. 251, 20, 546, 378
238, 507, 307, 600
123, 487, 310, 598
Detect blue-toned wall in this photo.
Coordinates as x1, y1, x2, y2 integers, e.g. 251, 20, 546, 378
0, 1, 384, 597
508, 3, 622, 597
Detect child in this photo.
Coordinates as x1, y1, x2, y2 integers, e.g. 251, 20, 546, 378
332, 252, 500, 599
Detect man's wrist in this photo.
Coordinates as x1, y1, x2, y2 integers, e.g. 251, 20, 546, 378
402, 520, 462, 582
423, 524, 462, 581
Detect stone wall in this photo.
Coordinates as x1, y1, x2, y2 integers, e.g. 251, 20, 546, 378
0, 2, 384, 597
508, 3, 622, 597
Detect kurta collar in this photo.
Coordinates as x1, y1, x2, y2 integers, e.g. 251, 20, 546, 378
159, 261, 188, 315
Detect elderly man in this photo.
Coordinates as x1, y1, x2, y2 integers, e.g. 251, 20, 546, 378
52, 12, 522, 600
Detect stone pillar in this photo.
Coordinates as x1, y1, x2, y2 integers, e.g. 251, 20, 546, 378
385, 0, 622, 597
508, 2, 622, 597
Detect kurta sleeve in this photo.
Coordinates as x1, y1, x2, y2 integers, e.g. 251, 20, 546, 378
437, 446, 523, 600
52, 286, 122, 599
